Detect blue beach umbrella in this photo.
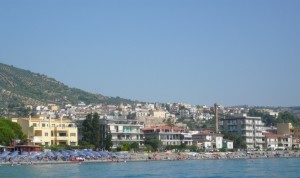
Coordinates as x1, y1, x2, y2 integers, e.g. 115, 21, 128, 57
69, 151, 76, 156
54, 151, 62, 157
99, 151, 108, 157
46, 151, 55, 157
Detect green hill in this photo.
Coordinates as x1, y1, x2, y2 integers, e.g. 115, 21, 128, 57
0, 63, 134, 109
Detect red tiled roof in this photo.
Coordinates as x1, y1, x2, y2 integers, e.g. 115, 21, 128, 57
264, 133, 292, 138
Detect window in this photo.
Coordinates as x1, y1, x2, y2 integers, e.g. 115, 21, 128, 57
70, 133, 76, 137
42, 123, 45, 127
32, 123, 37, 127
45, 132, 48, 137
59, 142, 67, 145
59, 133, 67, 137
45, 142, 49, 146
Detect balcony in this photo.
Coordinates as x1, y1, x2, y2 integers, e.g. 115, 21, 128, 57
255, 140, 265, 144
111, 130, 140, 134
242, 134, 254, 137
115, 138, 143, 142
227, 123, 237, 126
54, 136, 69, 141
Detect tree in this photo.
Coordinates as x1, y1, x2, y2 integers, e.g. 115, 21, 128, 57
163, 117, 175, 127
145, 144, 153, 152
104, 130, 113, 151
144, 137, 163, 151
277, 111, 300, 127
222, 131, 247, 149
121, 142, 131, 151
82, 113, 93, 144
130, 142, 139, 152
0, 117, 26, 146
248, 109, 276, 126
91, 113, 100, 148
81, 112, 101, 148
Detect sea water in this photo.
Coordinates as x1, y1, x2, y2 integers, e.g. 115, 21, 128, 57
0, 158, 299, 178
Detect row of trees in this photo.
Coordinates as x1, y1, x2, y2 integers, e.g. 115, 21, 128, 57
248, 109, 300, 127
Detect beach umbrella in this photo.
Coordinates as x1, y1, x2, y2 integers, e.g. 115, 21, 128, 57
99, 151, 108, 157
62, 150, 68, 157
92, 151, 100, 157
83, 151, 92, 157
54, 151, 62, 157
69, 151, 76, 156
0, 151, 10, 158
109, 152, 116, 157
46, 151, 55, 157
29, 151, 38, 157
21, 151, 29, 156
77, 151, 84, 156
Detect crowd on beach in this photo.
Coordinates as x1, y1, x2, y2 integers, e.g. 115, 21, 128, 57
1, 149, 300, 166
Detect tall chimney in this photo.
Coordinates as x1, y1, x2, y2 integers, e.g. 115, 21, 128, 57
214, 103, 219, 133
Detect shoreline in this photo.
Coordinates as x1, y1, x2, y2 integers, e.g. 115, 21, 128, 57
1, 151, 300, 166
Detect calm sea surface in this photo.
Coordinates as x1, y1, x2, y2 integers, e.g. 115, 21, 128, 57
1, 158, 299, 178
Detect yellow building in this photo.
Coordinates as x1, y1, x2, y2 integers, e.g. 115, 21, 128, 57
150, 110, 166, 118
48, 104, 60, 111
17, 117, 78, 146
277, 123, 293, 135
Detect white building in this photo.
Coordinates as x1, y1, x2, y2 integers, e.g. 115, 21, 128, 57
192, 130, 223, 150
101, 119, 144, 149
263, 132, 293, 150
220, 114, 264, 149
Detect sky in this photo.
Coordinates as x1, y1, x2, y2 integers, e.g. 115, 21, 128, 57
0, 0, 299, 107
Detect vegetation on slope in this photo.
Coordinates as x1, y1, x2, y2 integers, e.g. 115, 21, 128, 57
0, 63, 134, 109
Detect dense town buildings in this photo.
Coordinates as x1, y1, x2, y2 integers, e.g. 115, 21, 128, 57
4, 102, 297, 151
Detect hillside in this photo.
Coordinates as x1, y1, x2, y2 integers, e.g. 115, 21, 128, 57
0, 63, 134, 109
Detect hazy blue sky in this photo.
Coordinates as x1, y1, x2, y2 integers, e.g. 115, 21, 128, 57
1, 1, 299, 106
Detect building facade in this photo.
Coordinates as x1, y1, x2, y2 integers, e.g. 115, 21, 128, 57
277, 123, 293, 135
150, 110, 166, 119
275, 123, 300, 148
100, 119, 144, 149
263, 133, 292, 150
192, 130, 223, 150
220, 114, 264, 149
17, 117, 78, 146
142, 126, 192, 146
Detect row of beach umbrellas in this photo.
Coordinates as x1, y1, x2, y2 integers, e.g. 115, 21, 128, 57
0, 150, 129, 162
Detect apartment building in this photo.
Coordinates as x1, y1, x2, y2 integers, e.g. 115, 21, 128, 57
17, 116, 78, 146
142, 126, 192, 146
101, 119, 144, 149
276, 123, 300, 148
220, 114, 264, 149
263, 132, 292, 150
